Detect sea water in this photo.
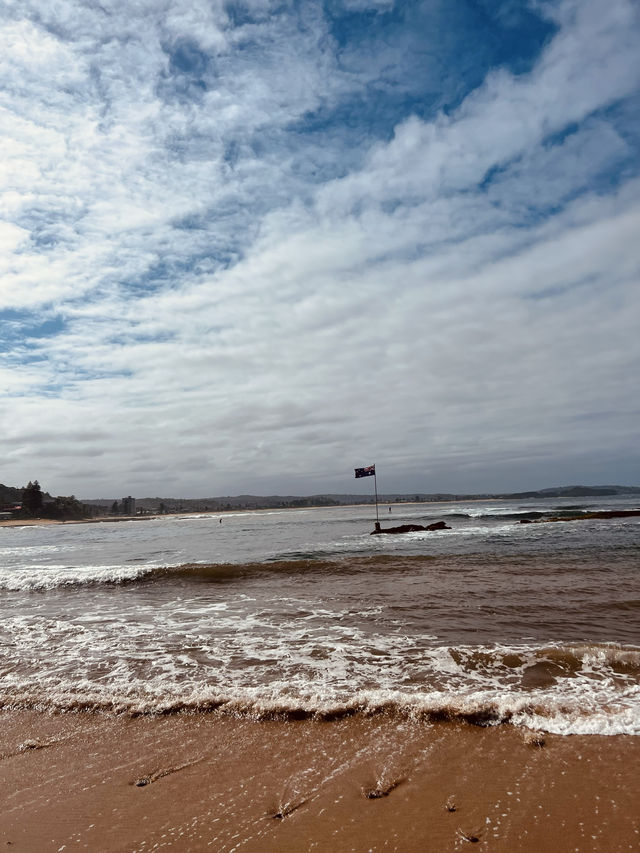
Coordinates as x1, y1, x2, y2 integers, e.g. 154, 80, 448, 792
1, 496, 638, 735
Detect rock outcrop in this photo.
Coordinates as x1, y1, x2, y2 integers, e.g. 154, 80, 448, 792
371, 521, 451, 535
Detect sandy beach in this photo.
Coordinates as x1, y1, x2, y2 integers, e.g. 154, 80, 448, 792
1, 710, 638, 852
0, 515, 149, 527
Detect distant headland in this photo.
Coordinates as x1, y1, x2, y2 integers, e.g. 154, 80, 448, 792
85, 484, 640, 515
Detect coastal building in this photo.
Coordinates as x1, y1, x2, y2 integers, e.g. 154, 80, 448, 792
122, 495, 136, 516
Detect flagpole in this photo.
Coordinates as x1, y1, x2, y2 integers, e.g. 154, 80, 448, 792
374, 465, 379, 523
354, 465, 379, 527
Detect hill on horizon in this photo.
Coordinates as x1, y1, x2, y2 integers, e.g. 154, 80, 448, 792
78, 484, 640, 514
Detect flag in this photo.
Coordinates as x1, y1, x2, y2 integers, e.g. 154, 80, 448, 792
355, 465, 376, 478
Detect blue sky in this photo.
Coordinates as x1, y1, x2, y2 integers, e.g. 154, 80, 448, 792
1, 0, 639, 498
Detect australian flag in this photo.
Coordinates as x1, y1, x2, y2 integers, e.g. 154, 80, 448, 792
354, 464, 376, 478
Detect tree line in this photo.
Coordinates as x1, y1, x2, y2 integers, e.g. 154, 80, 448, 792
17, 480, 95, 521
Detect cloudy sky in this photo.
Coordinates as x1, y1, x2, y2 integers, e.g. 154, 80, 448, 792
1, 0, 639, 499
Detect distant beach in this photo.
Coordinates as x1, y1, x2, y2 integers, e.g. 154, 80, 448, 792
0, 513, 153, 527
2, 502, 637, 529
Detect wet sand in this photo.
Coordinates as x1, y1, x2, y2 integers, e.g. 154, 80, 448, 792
1, 710, 638, 852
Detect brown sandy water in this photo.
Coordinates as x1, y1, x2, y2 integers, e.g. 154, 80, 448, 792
2, 542, 638, 732
1, 710, 638, 852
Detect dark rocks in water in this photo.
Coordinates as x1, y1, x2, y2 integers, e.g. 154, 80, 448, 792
517, 509, 640, 525
371, 521, 451, 535
372, 524, 424, 534
550, 509, 640, 521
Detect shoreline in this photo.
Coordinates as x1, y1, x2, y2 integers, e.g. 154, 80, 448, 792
0, 513, 161, 527
1, 709, 638, 852
0, 499, 476, 528
2, 502, 638, 530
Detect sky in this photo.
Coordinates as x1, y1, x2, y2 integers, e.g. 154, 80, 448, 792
1, 0, 639, 499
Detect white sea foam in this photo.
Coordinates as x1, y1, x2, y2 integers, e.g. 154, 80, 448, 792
0, 562, 159, 590
1, 606, 638, 734
1, 679, 637, 736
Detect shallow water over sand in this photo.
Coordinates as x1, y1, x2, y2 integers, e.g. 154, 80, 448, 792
1, 496, 639, 734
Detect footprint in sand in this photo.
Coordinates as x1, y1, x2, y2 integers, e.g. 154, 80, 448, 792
268, 799, 308, 820
133, 758, 202, 787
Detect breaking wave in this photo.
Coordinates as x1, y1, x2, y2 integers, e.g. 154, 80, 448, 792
1, 642, 638, 736
0, 555, 438, 591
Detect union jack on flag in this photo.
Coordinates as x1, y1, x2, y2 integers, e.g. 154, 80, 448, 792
354, 465, 376, 478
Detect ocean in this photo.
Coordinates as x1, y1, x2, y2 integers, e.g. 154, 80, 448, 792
1, 495, 638, 737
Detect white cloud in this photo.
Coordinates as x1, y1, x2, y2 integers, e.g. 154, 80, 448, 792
0, 0, 639, 496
